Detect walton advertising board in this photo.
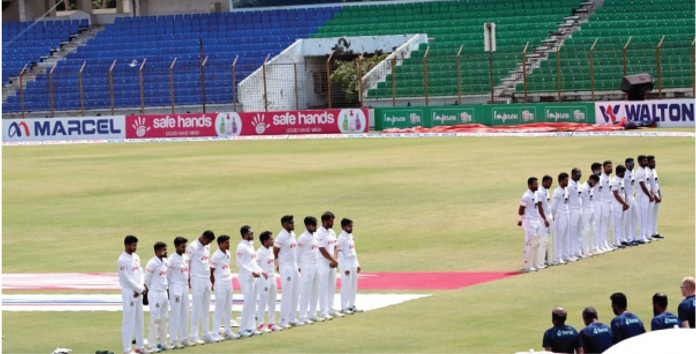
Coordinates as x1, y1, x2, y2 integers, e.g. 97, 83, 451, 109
125, 109, 369, 139
595, 99, 694, 127
2, 116, 125, 142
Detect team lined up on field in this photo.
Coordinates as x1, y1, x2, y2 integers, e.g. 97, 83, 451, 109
519, 155, 662, 272
117, 212, 361, 354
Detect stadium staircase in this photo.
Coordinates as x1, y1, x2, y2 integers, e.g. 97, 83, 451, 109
514, 0, 695, 99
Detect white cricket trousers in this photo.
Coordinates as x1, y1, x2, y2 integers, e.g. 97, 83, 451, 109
340, 265, 358, 310
554, 213, 569, 262
593, 203, 602, 249
611, 205, 626, 247
212, 279, 233, 335
625, 198, 639, 243
278, 264, 301, 326
121, 289, 144, 353
317, 265, 337, 317
147, 290, 169, 347
536, 220, 551, 269
239, 274, 259, 332
569, 209, 583, 257
638, 195, 651, 241
599, 202, 612, 249
189, 277, 212, 340
299, 262, 320, 322
168, 283, 189, 345
256, 274, 277, 327
523, 221, 540, 270
581, 209, 596, 255
652, 201, 660, 236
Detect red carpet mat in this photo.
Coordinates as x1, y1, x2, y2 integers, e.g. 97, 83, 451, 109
3, 272, 520, 291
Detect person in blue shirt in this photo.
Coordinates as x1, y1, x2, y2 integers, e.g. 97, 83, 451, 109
579, 307, 613, 354
650, 292, 680, 331
543, 307, 584, 354
609, 292, 646, 343
678, 277, 695, 328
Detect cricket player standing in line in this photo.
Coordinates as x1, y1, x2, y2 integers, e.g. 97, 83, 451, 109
611, 165, 629, 248
297, 216, 324, 324
145, 242, 173, 352
118, 235, 147, 354
187, 230, 218, 344
256, 231, 282, 332
567, 168, 583, 260
317, 211, 343, 318
648, 156, 664, 239
518, 177, 544, 272
635, 155, 653, 243
644, 156, 656, 242
536, 176, 553, 269
590, 162, 605, 253
551, 173, 570, 264
274, 215, 302, 328
237, 225, 267, 337
598, 161, 615, 252
210, 235, 239, 340
167, 237, 191, 348
580, 174, 599, 256
624, 158, 641, 246
337, 218, 362, 313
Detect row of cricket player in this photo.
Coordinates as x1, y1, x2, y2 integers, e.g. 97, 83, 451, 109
518, 155, 663, 272
117, 213, 362, 354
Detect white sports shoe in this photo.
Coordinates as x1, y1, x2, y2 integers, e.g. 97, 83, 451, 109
171, 341, 184, 349
340, 309, 354, 315
202, 335, 218, 344
181, 339, 195, 347
269, 324, 282, 331
329, 311, 344, 318
253, 330, 263, 335
310, 316, 325, 322
290, 321, 305, 327
281, 323, 292, 330
161, 344, 175, 351
224, 331, 240, 340
193, 339, 205, 346
524, 267, 537, 273
239, 330, 253, 338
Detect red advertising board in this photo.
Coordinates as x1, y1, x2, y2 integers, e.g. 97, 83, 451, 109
125, 109, 369, 139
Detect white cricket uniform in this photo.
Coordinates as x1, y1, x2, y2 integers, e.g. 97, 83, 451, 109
520, 189, 541, 270
118, 252, 145, 353
236, 239, 264, 332
337, 230, 359, 310
166, 252, 189, 345
536, 186, 552, 268
580, 181, 597, 255
610, 176, 627, 247
635, 166, 652, 242
210, 249, 233, 335
567, 178, 583, 258
624, 169, 639, 243
186, 239, 212, 340
145, 256, 169, 348
297, 230, 320, 322
650, 168, 660, 236
316, 226, 338, 317
598, 173, 613, 250
551, 186, 570, 262
256, 245, 277, 327
274, 229, 301, 326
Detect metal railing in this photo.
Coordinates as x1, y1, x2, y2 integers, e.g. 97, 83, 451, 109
2, 39, 694, 118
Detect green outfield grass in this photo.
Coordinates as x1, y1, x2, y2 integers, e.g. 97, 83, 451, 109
3, 136, 694, 353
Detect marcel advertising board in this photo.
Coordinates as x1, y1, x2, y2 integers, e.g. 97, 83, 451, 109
2, 116, 125, 142
595, 99, 694, 127
124, 109, 369, 139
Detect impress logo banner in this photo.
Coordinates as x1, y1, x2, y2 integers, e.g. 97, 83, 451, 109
595, 99, 694, 127
125, 109, 369, 139
2, 116, 125, 142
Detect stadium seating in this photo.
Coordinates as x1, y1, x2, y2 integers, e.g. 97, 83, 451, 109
309, 0, 584, 98
517, 0, 695, 94
2, 19, 88, 85
3, 8, 339, 113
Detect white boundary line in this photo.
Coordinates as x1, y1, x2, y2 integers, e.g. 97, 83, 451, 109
2, 131, 694, 146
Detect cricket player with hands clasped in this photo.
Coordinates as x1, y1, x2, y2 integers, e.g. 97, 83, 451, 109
317, 211, 343, 319
297, 216, 324, 325
337, 218, 363, 314
274, 215, 302, 328
210, 235, 239, 340
186, 230, 218, 345
145, 241, 173, 352
236, 225, 268, 337
166, 237, 192, 348
118, 235, 147, 354
256, 231, 282, 332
